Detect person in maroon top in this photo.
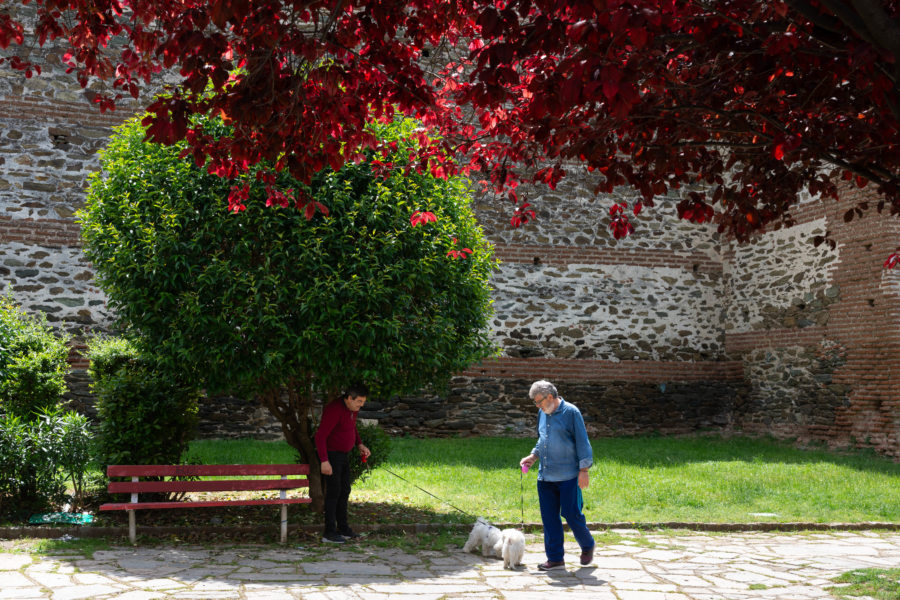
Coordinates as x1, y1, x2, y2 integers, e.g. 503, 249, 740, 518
314, 383, 371, 543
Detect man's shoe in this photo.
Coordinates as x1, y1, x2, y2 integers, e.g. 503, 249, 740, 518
339, 528, 361, 539
580, 545, 594, 566
321, 532, 346, 544
537, 560, 565, 571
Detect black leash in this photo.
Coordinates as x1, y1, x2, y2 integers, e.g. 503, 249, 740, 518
361, 455, 475, 519
381, 465, 475, 518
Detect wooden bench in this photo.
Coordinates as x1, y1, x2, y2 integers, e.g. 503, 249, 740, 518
99, 464, 311, 544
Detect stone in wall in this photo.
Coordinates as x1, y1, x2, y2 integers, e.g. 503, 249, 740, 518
724, 218, 839, 331
475, 175, 724, 260
0, 242, 111, 333
492, 262, 724, 362
567, 380, 749, 436
735, 341, 849, 438
364, 376, 748, 439
0, 121, 112, 220
197, 394, 284, 440
61, 370, 95, 418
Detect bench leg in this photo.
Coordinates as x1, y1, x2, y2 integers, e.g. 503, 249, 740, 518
128, 510, 136, 545
280, 505, 287, 544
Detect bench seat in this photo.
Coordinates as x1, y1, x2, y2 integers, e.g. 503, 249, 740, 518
99, 463, 311, 543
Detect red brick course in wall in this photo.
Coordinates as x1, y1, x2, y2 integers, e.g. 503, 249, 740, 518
460, 356, 743, 382
0, 215, 83, 247
494, 244, 722, 273
0, 95, 129, 128
725, 327, 828, 354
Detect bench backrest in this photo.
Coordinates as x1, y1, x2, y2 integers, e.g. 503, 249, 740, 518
107, 464, 309, 494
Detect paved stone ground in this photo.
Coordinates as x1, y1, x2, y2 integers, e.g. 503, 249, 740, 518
1, 529, 898, 599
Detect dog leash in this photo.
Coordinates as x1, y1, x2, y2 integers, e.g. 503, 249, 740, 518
520, 463, 528, 528
363, 455, 475, 518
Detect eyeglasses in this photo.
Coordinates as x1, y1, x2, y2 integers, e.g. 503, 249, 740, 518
532, 394, 547, 406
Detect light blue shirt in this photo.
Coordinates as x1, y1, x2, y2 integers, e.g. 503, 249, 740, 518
530, 397, 593, 482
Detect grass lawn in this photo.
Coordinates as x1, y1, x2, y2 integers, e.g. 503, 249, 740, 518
828, 568, 900, 600
184, 434, 900, 525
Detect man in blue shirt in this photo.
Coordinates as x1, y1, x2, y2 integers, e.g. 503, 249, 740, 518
519, 380, 595, 571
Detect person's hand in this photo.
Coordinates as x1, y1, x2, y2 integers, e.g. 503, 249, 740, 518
519, 454, 537, 469
358, 444, 371, 459
578, 469, 589, 490
320, 461, 333, 476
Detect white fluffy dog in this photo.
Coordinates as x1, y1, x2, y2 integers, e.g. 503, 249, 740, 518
462, 517, 503, 558
499, 527, 526, 569
462, 518, 525, 569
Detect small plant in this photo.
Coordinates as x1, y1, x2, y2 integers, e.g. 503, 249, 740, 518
29, 537, 112, 559
51, 410, 94, 510
349, 422, 393, 484
0, 296, 70, 419
0, 407, 93, 519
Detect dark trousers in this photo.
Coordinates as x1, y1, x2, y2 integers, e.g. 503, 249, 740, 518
323, 451, 351, 534
537, 477, 595, 562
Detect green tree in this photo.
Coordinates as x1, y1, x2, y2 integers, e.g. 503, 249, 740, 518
79, 117, 497, 509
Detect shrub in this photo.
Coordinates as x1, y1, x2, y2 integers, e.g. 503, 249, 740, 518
0, 297, 70, 419
0, 407, 91, 519
86, 335, 199, 467
349, 422, 393, 484
51, 410, 94, 510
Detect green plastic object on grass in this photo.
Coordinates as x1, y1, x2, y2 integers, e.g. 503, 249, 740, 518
28, 512, 94, 525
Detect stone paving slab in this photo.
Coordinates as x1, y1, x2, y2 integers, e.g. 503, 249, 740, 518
1, 530, 899, 599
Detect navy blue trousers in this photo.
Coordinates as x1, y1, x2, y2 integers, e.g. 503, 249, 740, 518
537, 477, 595, 562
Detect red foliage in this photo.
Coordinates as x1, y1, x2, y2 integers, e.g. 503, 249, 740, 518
4, 0, 900, 245
410, 210, 438, 227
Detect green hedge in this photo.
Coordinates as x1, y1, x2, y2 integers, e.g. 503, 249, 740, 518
86, 336, 199, 467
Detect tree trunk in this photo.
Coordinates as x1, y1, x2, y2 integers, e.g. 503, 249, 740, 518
259, 377, 325, 513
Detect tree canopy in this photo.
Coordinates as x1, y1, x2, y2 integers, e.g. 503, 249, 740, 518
80, 117, 496, 399
4, 1, 899, 243
79, 116, 497, 506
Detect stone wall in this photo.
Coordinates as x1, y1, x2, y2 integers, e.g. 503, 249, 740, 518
2, 35, 899, 457
723, 195, 900, 456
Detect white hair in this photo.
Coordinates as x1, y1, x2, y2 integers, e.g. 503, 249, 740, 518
529, 380, 557, 400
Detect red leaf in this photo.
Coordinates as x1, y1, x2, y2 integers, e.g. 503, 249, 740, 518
411, 210, 437, 227
884, 252, 900, 270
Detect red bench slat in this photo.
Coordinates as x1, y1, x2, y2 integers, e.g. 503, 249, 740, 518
100, 498, 312, 511
107, 464, 309, 477
108, 479, 310, 494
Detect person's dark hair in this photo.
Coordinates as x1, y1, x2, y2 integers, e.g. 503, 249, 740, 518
345, 382, 369, 399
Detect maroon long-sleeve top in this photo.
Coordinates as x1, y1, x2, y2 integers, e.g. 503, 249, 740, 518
314, 398, 362, 463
